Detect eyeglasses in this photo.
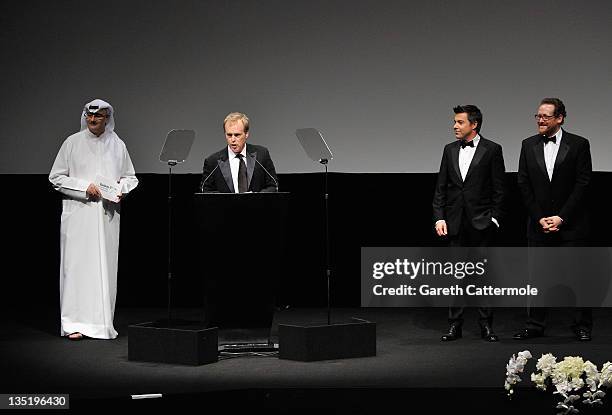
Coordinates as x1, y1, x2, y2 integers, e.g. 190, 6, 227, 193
534, 114, 557, 121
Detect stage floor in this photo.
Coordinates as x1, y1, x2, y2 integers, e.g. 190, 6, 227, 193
3, 307, 612, 412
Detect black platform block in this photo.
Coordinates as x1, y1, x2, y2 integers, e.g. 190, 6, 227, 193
128, 320, 218, 365
278, 318, 376, 361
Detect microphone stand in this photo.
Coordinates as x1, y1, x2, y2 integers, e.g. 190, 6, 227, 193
254, 157, 279, 192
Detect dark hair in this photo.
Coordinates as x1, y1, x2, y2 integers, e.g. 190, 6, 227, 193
453, 105, 482, 133
540, 98, 566, 124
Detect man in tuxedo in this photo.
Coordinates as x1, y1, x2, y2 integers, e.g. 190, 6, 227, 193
513, 98, 593, 341
200, 112, 278, 193
433, 105, 505, 342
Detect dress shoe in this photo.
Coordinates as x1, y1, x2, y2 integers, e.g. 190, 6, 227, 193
441, 325, 462, 341
481, 325, 499, 342
513, 329, 543, 340
576, 329, 591, 341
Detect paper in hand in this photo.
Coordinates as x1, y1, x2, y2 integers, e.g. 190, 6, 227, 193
95, 175, 121, 202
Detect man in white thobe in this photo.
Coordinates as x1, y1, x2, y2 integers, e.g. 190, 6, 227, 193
49, 99, 138, 340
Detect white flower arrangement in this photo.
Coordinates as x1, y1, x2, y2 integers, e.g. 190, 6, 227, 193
505, 351, 612, 414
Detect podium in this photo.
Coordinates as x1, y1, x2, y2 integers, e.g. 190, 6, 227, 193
194, 192, 289, 344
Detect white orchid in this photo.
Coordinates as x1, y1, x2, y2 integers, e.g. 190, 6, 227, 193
504, 350, 532, 397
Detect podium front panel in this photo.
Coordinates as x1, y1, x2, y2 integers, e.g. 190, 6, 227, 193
194, 193, 289, 330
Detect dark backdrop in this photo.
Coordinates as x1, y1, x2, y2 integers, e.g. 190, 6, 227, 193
3, 172, 608, 319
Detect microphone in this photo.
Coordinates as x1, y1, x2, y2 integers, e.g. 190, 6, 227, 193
199, 161, 220, 192
254, 158, 279, 192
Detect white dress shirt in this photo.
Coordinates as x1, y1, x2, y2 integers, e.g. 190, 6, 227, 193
459, 134, 480, 181
543, 129, 562, 181
228, 146, 247, 193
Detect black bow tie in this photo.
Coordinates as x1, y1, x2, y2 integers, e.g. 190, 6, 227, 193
542, 135, 557, 144
460, 140, 474, 149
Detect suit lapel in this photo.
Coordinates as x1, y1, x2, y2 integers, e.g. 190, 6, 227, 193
450, 142, 462, 182
246, 145, 256, 188
553, 135, 570, 177
532, 139, 548, 180
218, 152, 234, 193
464, 139, 488, 183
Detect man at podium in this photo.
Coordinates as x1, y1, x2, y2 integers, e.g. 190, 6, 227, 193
197, 112, 282, 330
200, 112, 278, 193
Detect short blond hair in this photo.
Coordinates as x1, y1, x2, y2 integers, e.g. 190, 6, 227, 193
223, 112, 250, 132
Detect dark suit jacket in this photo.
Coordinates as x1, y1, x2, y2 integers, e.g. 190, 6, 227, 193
200, 143, 278, 193
432, 136, 505, 237
517, 130, 591, 241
